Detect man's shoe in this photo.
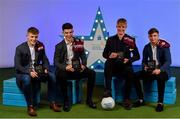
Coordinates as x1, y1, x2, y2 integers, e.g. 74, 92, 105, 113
86, 100, 97, 109
50, 103, 61, 112
122, 99, 132, 110
156, 103, 164, 112
133, 99, 145, 107
27, 105, 37, 116
63, 102, 71, 112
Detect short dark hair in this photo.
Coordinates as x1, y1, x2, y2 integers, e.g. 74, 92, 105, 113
148, 28, 159, 35
62, 23, 73, 31
27, 27, 39, 34
117, 18, 127, 24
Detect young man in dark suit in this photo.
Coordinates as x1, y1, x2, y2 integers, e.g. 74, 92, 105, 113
103, 18, 140, 110
15, 27, 60, 116
133, 28, 171, 112
54, 23, 96, 112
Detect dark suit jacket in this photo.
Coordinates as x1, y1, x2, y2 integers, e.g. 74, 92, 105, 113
103, 34, 140, 64
54, 40, 87, 71
142, 43, 172, 76
14, 41, 50, 74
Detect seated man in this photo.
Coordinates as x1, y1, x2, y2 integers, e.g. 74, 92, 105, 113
15, 27, 60, 116
133, 28, 171, 112
54, 23, 96, 112
102, 18, 140, 110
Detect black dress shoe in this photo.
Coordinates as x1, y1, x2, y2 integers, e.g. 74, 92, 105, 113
63, 102, 71, 112
156, 103, 164, 112
86, 100, 97, 109
122, 99, 132, 110
133, 99, 145, 107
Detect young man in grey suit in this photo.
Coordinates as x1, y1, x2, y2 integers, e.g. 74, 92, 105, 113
15, 27, 60, 116
54, 23, 96, 112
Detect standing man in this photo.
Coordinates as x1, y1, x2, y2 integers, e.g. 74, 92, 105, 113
103, 18, 140, 110
54, 23, 96, 112
15, 27, 60, 116
133, 28, 171, 112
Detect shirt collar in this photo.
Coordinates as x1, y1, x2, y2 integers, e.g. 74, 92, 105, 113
65, 38, 73, 45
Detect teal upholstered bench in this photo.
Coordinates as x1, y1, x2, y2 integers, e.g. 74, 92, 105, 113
143, 77, 176, 104
111, 76, 176, 104
3, 77, 83, 106
67, 79, 83, 104
3, 77, 40, 106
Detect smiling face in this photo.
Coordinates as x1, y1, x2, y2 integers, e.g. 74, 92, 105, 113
26, 27, 39, 46
63, 28, 74, 43
148, 32, 159, 45
27, 32, 38, 46
116, 22, 127, 36
116, 18, 127, 38
148, 28, 159, 46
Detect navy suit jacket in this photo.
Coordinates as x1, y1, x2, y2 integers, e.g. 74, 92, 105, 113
14, 41, 50, 74
54, 40, 87, 71
142, 43, 172, 76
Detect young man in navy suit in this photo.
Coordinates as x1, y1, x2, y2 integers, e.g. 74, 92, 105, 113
102, 18, 140, 110
54, 23, 96, 112
15, 27, 60, 116
133, 28, 171, 112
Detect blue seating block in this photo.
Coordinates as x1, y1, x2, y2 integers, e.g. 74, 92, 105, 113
144, 77, 176, 93
111, 76, 176, 104
94, 65, 142, 85
56, 79, 83, 105
3, 77, 40, 107
144, 89, 176, 104
95, 69, 104, 85
111, 77, 137, 102
67, 79, 83, 104
144, 77, 176, 104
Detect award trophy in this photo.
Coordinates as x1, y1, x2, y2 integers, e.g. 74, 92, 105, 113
72, 58, 81, 72
146, 60, 156, 72
116, 51, 124, 62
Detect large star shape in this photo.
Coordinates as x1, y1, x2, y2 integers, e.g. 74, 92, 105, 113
76, 7, 109, 69
59, 7, 109, 70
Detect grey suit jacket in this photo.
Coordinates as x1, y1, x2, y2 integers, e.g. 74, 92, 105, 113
14, 41, 50, 74
54, 40, 87, 71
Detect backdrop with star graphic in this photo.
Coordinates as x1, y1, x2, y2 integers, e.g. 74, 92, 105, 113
0, 0, 180, 67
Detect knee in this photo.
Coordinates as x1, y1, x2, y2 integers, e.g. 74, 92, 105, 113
105, 60, 113, 67
22, 75, 31, 86
88, 68, 96, 76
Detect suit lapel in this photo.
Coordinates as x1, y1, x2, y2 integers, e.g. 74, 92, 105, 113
148, 44, 153, 61
25, 42, 32, 63
156, 47, 160, 62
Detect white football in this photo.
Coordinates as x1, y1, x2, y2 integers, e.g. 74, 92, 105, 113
101, 97, 115, 110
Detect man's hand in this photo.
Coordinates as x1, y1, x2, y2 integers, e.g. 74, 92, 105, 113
152, 69, 161, 75
30, 70, 38, 78
144, 66, 149, 71
44, 69, 48, 74
109, 52, 118, 59
123, 58, 129, 64
81, 64, 86, 71
66, 64, 75, 72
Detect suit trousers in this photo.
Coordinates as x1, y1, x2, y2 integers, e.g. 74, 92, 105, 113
134, 70, 168, 103
56, 68, 96, 103
16, 72, 57, 106
104, 59, 134, 100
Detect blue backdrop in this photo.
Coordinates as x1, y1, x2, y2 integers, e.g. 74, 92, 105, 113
0, 0, 180, 67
